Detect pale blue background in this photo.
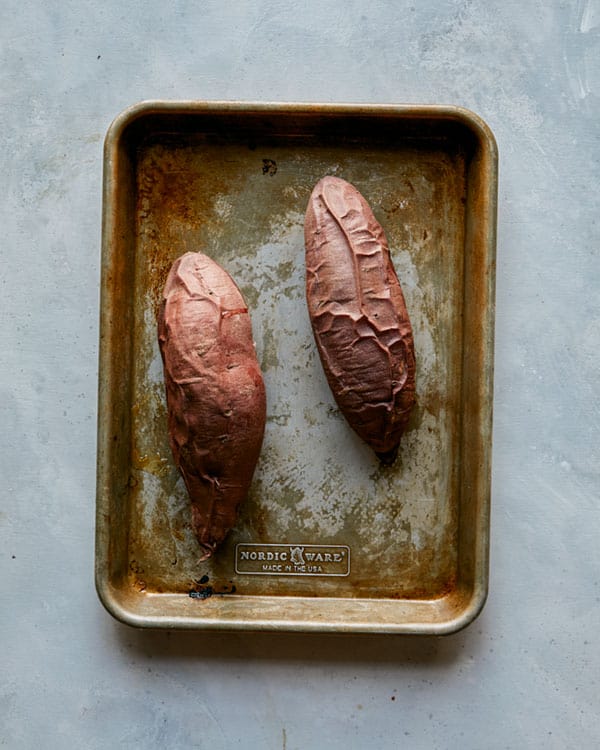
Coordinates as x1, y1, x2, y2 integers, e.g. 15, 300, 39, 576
1, 1, 599, 748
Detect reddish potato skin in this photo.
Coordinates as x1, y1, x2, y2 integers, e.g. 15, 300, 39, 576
157, 252, 266, 559
305, 176, 416, 463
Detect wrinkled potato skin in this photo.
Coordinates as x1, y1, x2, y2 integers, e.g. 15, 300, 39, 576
158, 252, 266, 559
305, 176, 416, 463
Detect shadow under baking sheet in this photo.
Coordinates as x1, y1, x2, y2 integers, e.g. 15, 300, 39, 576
108, 605, 493, 670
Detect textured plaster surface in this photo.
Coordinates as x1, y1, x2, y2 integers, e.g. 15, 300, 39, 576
1, 1, 599, 748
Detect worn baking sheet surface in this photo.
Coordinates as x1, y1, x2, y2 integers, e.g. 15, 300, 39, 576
96, 102, 497, 633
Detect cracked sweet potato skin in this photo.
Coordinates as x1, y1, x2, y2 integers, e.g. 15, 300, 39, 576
157, 252, 266, 559
305, 176, 416, 463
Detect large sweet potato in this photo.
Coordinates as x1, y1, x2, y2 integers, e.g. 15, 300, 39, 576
158, 252, 266, 559
305, 176, 416, 464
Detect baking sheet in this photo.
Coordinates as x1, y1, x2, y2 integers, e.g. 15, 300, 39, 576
96, 101, 497, 633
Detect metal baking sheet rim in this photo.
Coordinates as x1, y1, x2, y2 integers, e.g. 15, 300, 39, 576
95, 100, 498, 635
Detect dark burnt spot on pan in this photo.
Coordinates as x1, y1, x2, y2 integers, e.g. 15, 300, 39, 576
189, 577, 237, 599
129, 559, 145, 576
262, 158, 277, 176
189, 586, 213, 600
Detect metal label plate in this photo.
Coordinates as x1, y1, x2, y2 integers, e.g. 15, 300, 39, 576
235, 543, 350, 576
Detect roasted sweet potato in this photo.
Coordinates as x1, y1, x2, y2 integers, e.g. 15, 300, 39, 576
158, 252, 266, 559
305, 176, 416, 464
